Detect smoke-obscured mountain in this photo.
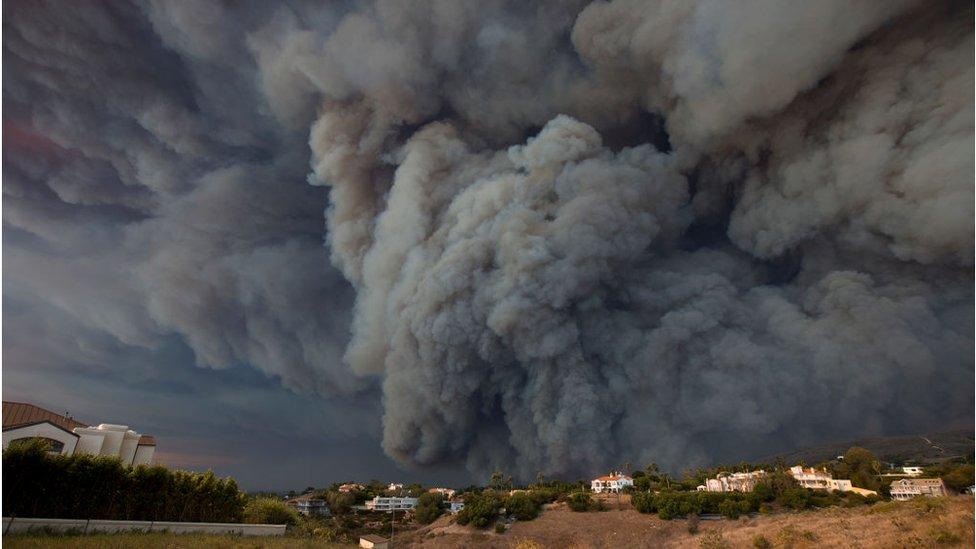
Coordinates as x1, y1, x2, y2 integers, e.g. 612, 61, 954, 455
758, 429, 974, 467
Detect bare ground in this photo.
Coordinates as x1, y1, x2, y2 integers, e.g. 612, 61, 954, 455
402, 495, 974, 548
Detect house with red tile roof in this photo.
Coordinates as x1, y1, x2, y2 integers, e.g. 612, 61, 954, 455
590, 472, 634, 493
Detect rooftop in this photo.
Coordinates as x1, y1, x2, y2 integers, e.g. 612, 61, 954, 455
3, 401, 155, 444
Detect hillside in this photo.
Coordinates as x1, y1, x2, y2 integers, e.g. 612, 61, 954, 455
757, 429, 974, 467
405, 496, 974, 548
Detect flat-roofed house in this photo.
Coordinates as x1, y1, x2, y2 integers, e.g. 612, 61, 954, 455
365, 496, 418, 511
2, 401, 156, 466
890, 478, 948, 501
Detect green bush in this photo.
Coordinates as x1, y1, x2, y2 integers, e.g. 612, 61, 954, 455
567, 492, 593, 512
506, 492, 541, 521
243, 497, 300, 525
457, 491, 504, 528
3, 440, 245, 522
495, 523, 506, 534
752, 534, 772, 549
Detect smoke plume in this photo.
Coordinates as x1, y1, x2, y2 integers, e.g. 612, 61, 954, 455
4, 0, 972, 479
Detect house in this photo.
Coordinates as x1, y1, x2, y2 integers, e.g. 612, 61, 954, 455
428, 487, 456, 499
365, 496, 418, 511
447, 500, 465, 514
286, 495, 330, 517
339, 483, 364, 493
698, 470, 766, 493
359, 534, 390, 549
387, 482, 404, 492
590, 472, 634, 493
789, 466, 855, 492
2, 401, 155, 466
889, 478, 948, 501
902, 466, 924, 477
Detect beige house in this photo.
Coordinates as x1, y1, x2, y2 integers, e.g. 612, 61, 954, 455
698, 470, 766, 492
889, 478, 948, 501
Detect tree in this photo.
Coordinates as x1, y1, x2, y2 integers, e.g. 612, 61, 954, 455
840, 447, 881, 491
414, 493, 444, 524
489, 470, 506, 491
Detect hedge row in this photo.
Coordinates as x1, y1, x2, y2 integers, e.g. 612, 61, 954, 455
3, 439, 245, 522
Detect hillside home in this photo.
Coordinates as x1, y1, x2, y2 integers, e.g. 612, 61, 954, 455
889, 478, 948, 501
387, 482, 404, 492
590, 472, 634, 493
789, 466, 855, 492
428, 487, 456, 499
366, 496, 418, 511
698, 470, 766, 492
448, 500, 465, 514
339, 483, 364, 492
2, 401, 155, 466
902, 466, 924, 476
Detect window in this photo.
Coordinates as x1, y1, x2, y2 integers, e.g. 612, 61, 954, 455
12, 437, 65, 453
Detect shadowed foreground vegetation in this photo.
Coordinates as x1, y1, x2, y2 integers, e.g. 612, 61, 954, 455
2, 532, 345, 549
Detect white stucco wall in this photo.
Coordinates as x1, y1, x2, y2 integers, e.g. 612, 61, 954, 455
2, 424, 78, 455
133, 444, 155, 466
73, 428, 106, 456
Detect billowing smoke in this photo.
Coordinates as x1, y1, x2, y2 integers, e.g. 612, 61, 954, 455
4, 0, 972, 480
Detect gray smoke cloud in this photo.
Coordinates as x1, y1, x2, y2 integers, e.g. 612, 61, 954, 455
4, 0, 972, 481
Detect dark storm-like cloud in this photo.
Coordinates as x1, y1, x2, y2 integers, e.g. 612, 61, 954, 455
4, 0, 973, 485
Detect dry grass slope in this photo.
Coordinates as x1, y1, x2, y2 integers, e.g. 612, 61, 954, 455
404, 495, 974, 548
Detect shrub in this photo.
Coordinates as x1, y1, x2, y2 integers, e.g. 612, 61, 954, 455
506, 492, 541, 521
243, 497, 300, 525
568, 492, 593, 512
457, 491, 504, 528
779, 488, 811, 510
687, 513, 700, 534
656, 492, 682, 520
631, 492, 656, 514
495, 523, 506, 534
752, 534, 772, 549
718, 499, 742, 519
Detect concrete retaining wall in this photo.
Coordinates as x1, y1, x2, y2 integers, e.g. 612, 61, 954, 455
2, 517, 285, 536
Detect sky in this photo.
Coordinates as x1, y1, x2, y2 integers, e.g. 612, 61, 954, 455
3, 1, 973, 491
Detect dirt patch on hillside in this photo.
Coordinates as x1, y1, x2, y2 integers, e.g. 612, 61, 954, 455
403, 496, 974, 548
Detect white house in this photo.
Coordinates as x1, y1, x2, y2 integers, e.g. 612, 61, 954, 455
365, 496, 418, 511
788, 465, 876, 495
2, 401, 155, 466
590, 472, 634, 493
889, 478, 948, 501
387, 482, 404, 492
447, 500, 465, 514
698, 470, 766, 493
902, 466, 924, 477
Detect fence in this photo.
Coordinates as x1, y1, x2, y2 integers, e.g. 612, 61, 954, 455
2, 517, 285, 536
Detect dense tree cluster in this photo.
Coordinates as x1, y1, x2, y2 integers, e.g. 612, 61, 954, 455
3, 440, 245, 522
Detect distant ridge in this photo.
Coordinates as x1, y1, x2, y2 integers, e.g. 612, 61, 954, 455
759, 429, 974, 466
